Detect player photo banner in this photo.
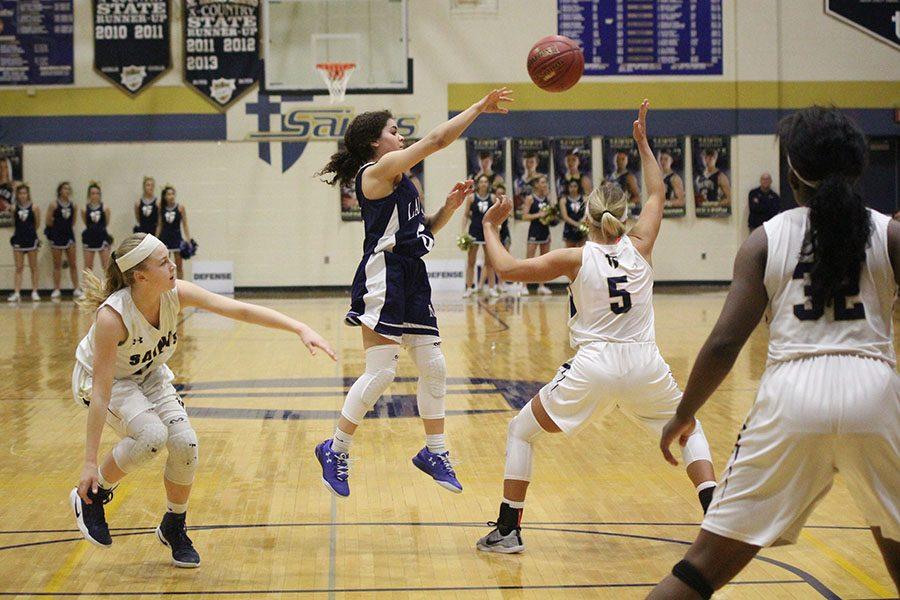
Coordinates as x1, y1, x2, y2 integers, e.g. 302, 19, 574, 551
552, 137, 593, 199
340, 139, 424, 222
602, 136, 642, 217
0, 145, 24, 228
184, 0, 260, 110
649, 136, 686, 218
511, 138, 550, 220
466, 138, 507, 193
93, 0, 171, 95
691, 135, 732, 218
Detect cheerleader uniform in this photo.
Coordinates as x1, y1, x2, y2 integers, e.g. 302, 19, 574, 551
82, 203, 109, 251
562, 195, 587, 243
10, 202, 38, 251
135, 198, 159, 234
527, 195, 551, 244
48, 199, 76, 249
159, 203, 183, 251
468, 193, 492, 244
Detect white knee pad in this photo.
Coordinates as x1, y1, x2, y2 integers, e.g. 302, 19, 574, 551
340, 344, 399, 424
410, 340, 446, 420
681, 418, 713, 466
164, 423, 199, 486
112, 415, 168, 473
503, 401, 544, 481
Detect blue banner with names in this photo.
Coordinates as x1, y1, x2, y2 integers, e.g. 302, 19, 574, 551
558, 0, 723, 76
0, 0, 74, 85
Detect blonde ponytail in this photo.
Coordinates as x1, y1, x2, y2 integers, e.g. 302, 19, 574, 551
77, 233, 150, 312
586, 182, 628, 239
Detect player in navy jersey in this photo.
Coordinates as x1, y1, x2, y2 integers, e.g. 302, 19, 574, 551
608, 151, 640, 209
157, 186, 192, 279
313, 87, 513, 498
694, 149, 731, 209
7, 183, 41, 302
522, 175, 554, 295
134, 176, 159, 235
560, 178, 587, 248
659, 151, 685, 212
82, 182, 112, 275
461, 175, 499, 298
46, 181, 82, 299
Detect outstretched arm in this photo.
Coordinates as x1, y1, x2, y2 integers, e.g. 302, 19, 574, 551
482, 194, 581, 282
627, 100, 665, 261
176, 280, 337, 360
659, 227, 768, 465
367, 88, 513, 184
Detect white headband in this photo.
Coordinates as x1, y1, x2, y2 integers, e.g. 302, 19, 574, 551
115, 234, 164, 272
787, 155, 819, 189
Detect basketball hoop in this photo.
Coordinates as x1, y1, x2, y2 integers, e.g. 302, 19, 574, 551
316, 62, 355, 104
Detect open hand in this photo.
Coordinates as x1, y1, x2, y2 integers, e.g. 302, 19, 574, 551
483, 194, 513, 226
445, 180, 474, 211
479, 87, 514, 114
632, 99, 649, 144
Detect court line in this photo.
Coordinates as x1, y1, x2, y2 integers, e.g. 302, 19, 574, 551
0, 521, 840, 598
800, 530, 894, 598
476, 297, 510, 332
0, 580, 808, 596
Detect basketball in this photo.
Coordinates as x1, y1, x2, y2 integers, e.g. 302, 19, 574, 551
527, 35, 584, 92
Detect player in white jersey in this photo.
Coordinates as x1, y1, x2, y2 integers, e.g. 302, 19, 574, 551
650, 107, 899, 598
474, 101, 717, 554
69, 233, 336, 567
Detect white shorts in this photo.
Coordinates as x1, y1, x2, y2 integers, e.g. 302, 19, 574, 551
539, 341, 681, 435
72, 362, 185, 437
703, 354, 900, 546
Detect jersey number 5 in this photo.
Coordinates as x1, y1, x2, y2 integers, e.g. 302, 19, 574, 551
791, 262, 865, 321
607, 276, 632, 314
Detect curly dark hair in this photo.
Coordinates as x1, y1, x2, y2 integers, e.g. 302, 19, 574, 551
316, 110, 393, 187
778, 106, 870, 306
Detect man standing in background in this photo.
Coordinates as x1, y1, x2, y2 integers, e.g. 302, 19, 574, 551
747, 172, 780, 231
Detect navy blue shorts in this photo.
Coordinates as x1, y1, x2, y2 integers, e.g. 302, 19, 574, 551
345, 251, 439, 342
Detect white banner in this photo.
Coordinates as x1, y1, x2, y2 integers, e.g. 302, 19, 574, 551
424, 259, 465, 292
190, 260, 234, 294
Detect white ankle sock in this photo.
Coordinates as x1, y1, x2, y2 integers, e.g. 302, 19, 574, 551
425, 433, 447, 454
332, 428, 353, 454
696, 481, 717, 492
503, 497, 525, 509
97, 469, 114, 490
167, 500, 188, 514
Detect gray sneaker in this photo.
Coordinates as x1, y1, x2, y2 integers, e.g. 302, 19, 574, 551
475, 524, 525, 554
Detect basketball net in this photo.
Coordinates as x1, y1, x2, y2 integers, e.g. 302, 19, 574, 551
316, 62, 355, 104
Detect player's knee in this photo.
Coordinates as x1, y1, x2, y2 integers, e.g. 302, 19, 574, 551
164, 426, 199, 486
113, 420, 168, 472
340, 345, 398, 424
412, 342, 446, 419
682, 418, 713, 465
671, 559, 714, 599
508, 402, 543, 444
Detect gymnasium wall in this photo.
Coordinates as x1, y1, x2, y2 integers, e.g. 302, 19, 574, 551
1, 0, 898, 289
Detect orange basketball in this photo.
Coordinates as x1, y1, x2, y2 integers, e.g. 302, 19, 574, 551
527, 35, 584, 92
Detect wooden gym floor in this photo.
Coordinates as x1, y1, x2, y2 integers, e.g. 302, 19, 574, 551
0, 290, 896, 599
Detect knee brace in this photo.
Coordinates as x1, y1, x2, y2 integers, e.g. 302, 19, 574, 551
672, 559, 714, 599
112, 415, 168, 473
503, 401, 544, 481
410, 340, 446, 420
340, 344, 399, 424
682, 419, 713, 466
164, 422, 199, 486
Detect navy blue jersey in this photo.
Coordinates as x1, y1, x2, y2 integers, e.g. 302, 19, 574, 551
357, 163, 433, 258
467, 192, 492, 241
160, 203, 183, 250
695, 170, 722, 203
608, 170, 631, 194
48, 200, 76, 247
11, 201, 38, 250
527, 195, 551, 243
136, 198, 158, 234
664, 173, 676, 201
82, 202, 109, 249
563, 195, 586, 241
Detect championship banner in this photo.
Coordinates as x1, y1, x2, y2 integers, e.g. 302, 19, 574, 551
691, 135, 732, 218
511, 138, 550, 220
552, 137, 592, 198
0, 145, 23, 228
184, 0, 260, 109
340, 138, 424, 222
0, 1, 73, 85
649, 136, 686, 218
93, 0, 171, 95
465, 138, 507, 192
602, 136, 642, 217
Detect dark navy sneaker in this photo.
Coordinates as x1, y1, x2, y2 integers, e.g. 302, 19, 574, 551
411, 447, 462, 493
156, 512, 201, 568
476, 523, 525, 554
315, 439, 350, 498
70, 486, 113, 547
